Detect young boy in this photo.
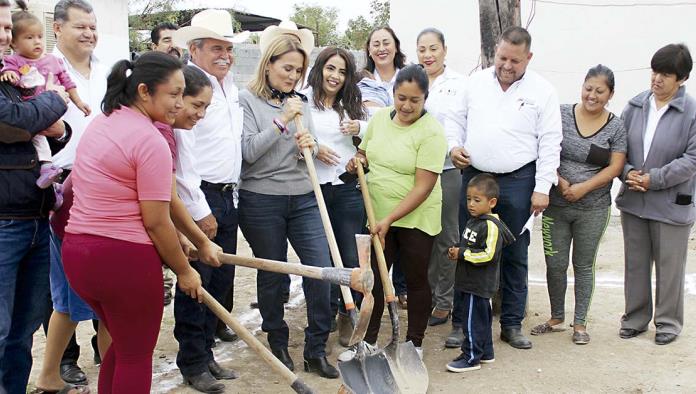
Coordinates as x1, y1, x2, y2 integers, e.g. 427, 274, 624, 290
446, 173, 515, 372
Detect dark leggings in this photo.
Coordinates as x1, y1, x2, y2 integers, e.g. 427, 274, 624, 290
365, 227, 434, 347
62, 234, 163, 394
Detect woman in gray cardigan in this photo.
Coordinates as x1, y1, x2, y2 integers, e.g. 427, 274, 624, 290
238, 34, 339, 378
617, 43, 696, 346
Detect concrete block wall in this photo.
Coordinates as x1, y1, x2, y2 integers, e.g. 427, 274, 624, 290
232, 44, 366, 89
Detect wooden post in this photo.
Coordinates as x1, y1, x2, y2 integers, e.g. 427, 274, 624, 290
478, 0, 521, 315
478, 0, 521, 67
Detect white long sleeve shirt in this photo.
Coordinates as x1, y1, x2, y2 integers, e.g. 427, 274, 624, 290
424, 67, 467, 170
175, 64, 243, 220
462, 67, 562, 194
302, 88, 367, 185
51, 48, 108, 170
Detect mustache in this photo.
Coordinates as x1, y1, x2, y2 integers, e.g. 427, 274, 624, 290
213, 59, 231, 66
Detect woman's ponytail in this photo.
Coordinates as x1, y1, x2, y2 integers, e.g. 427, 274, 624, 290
102, 59, 133, 115
101, 52, 182, 116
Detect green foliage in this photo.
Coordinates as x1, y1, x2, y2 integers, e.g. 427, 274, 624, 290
344, 15, 371, 50
369, 0, 390, 28
128, 0, 181, 53
343, 0, 390, 49
290, 3, 339, 47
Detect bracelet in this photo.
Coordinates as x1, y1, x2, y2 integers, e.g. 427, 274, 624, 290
273, 118, 287, 135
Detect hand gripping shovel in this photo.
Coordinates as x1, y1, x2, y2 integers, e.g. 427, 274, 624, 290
354, 160, 429, 394
199, 287, 315, 394
295, 115, 375, 346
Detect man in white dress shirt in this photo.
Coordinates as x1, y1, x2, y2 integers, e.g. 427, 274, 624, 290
449, 26, 562, 350
171, 9, 249, 394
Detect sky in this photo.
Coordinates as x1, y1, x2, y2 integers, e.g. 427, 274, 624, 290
166, 0, 375, 31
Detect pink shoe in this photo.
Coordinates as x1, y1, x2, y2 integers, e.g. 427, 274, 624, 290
37, 164, 63, 189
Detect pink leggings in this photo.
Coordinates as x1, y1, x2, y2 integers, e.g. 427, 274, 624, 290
62, 233, 164, 394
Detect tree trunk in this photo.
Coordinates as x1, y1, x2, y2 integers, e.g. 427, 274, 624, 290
478, 0, 521, 68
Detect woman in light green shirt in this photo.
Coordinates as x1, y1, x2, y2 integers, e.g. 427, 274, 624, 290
346, 64, 447, 351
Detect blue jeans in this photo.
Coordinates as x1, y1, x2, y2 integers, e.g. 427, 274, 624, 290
50, 231, 98, 322
0, 219, 51, 394
453, 164, 534, 329
174, 186, 238, 376
320, 181, 367, 316
238, 190, 332, 358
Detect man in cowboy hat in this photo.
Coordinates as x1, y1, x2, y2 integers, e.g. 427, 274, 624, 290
171, 9, 249, 394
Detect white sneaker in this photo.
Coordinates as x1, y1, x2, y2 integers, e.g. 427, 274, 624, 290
337, 343, 376, 362
415, 347, 423, 360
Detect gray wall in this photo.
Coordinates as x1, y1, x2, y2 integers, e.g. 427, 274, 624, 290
232, 43, 365, 89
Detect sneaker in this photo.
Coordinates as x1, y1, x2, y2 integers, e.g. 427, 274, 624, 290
337, 343, 376, 362
37, 164, 63, 189
446, 354, 481, 373
480, 356, 495, 364
415, 347, 423, 360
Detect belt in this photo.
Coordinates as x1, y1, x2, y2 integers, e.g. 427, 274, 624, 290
470, 161, 535, 177
201, 180, 237, 192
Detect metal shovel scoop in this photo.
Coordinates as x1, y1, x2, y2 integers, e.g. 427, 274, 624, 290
348, 160, 429, 394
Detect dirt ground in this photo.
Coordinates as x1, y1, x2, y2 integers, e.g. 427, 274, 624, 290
28, 215, 696, 393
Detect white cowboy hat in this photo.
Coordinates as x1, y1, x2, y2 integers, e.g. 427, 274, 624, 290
173, 9, 250, 48
259, 20, 315, 56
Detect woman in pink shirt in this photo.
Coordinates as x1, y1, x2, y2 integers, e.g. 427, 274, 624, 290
62, 51, 202, 394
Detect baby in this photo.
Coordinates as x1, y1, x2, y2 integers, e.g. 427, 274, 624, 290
0, 0, 90, 196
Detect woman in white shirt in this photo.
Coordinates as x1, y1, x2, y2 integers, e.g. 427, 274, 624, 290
416, 28, 469, 344
303, 47, 368, 346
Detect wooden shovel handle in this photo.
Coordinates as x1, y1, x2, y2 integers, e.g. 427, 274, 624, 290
356, 161, 395, 302
200, 288, 314, 393
295, 115, 358, 311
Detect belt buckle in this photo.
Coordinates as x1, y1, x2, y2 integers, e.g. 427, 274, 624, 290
221, 183, 235, 192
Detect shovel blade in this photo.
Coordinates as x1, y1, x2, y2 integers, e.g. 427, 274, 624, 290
391, 341, 428, 394
339, 350, 399, 394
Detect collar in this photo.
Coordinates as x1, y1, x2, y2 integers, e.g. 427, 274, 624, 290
189, 62, 235, 91
488, 65, 528, 88
52, 46, 100, 71
374, 67, 400, 85
431, 66, 458, 88
631, 86, 686, 113
269, 86, 307, 102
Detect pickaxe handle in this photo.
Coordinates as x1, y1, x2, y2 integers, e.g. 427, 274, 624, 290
200, 288, 314, 394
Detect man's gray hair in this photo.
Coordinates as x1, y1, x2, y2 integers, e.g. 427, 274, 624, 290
54, 0, 93, 23
189, 38, 206, 49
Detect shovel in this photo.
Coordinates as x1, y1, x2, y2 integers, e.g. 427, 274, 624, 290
295, 115, 379, 393
353, 160, 429, 394
200, 287, 314, 394
295, 115, 375, 346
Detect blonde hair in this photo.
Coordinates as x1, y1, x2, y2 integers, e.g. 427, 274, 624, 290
248, 35, 308, 100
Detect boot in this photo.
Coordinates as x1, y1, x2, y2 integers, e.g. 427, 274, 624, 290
337, 312, 353, 347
